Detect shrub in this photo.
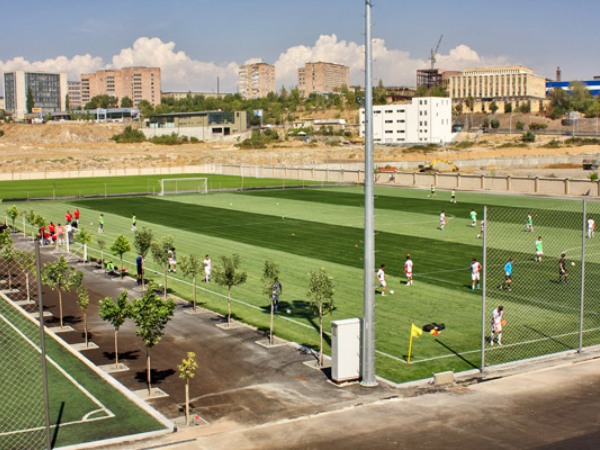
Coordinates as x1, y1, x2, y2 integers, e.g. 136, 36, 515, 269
589, 172, 599, 182
237, 129, 279, 149
111, 126, 146, 143
490, 119, 500, 129
529, 122, 548, 131
542, 139, 561, 148
521, 131, 536, 143
515, 121, 525, 131
149, 133, 188, 145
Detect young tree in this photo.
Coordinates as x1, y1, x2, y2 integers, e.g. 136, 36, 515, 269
134, 227, 154, 290
129, 289, 176, 395
262, 260, 280, 345
489, 101, 499, 114
75, 228, 93, 262
213, 254, 247, 326
150, 235, 174, 298
110, 234, 131, 278
178, 351, 198, 425
76, 286, 90, 347
14, 250, 35, 302
0, 230, 16, 289
41, 257, 83, 328
99, 291, 130, 368
6, 205, 19, 232
97, 237, 106, 265
26, 87, 34, 114
307, 268, 335, 367
179, 254, 202, 313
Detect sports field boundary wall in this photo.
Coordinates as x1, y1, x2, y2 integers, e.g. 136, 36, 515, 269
1, 163, 600, 197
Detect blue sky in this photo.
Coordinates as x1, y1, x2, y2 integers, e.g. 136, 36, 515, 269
0, 0, 597, 92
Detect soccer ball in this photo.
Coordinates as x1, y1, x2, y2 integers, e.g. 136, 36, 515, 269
571, 261, 576, 266
286, 309, 292, 314
390, 290, 395, 295
477, 234, 481, 239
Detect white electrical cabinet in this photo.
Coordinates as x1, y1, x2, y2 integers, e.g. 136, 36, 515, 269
331, 318, 361, 383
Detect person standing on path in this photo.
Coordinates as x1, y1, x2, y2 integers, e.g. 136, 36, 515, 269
271, 278, 282, 312
490, 305, 505, 346
136, 254, 143, 286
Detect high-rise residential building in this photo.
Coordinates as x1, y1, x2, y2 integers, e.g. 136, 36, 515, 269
447, 65, 546, 113
238, 63, 275, 99
67, 81, 82, 109
298, 62, 349, 96
80, 66, 161, 107
3, 71, 67, 119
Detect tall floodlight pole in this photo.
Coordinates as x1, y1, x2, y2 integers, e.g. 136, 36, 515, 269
361, 0, 377, 387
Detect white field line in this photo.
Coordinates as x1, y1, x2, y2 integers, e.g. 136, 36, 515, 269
0, 303, 114, 438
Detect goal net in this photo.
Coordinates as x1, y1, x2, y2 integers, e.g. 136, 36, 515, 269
159, 178, 208, 196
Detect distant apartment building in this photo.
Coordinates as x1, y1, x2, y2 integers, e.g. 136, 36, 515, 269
3, 71, 68, 119
67, 81, 82, 109
298, 62, 349, 96
80, 66, 161, 107
238, 63, 275, 99
546, 80, 600, 97
359, 97, 454, 145
447, 65, 546, 113
161, 91, 230, 100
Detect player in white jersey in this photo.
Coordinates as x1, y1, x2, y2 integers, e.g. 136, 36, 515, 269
376, 264, 387, 296
470, 258, 482, 290
203, 255, 212, 282
404, 254, 413, 286
439, 210, 446, 230
490, 305, 505, 346
587, 217, 595, 239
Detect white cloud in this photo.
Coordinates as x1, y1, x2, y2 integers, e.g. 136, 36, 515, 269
0, 35, 504, 95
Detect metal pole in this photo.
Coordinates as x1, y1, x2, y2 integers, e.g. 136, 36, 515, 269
579, 200, 586, 352
35, 240, 53, 450
480, 207, 488, 369
360, 0, 377, 387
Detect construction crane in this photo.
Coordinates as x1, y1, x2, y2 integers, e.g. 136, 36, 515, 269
429, 34, 443, 70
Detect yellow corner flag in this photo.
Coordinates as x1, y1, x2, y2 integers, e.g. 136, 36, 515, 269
411, 323, 423, 338
407, 324, 422, 364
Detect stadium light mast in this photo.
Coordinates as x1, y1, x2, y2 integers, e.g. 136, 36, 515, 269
361, 0, 377, 387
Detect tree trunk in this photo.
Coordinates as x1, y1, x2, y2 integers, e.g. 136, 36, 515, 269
84, 312, 88, 347
163, 268, 168, 298
193, 276, 197, 313
319, 306, 323, 366
185, 381, 190, 426
120, 256, 124, 278
141, 267, 145, 292
146, 349, 152, 396
7, 270, 12, 290
269, 298, 274, 345
25, 272, 30, 302
114, 329, 119, 368
227, 288, 232, 325
59, 291, 64, 328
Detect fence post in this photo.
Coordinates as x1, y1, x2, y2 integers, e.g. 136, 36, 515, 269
506, 175, 511, 192
481, 206, 488, 370
565, 178, 570, 195
579, 200, 586, 352
535, 176, 540, 193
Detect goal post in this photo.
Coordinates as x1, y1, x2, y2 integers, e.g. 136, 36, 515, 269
159, 178, 208, 196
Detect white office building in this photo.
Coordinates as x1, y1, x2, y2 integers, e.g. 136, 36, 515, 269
360, 97, 454, 144
3, 71, 68, 120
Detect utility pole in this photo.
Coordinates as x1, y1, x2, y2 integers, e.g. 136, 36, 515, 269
361, 0, 377, 388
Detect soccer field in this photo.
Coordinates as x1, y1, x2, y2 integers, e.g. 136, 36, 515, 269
0, 293, 169, 448
19, 185, 600, 383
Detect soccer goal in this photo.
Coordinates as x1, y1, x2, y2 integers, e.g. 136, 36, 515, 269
159, 178, 208, 196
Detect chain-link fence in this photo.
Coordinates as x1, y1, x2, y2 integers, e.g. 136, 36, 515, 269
483, 199, 600, 368
0, 234, 51, 449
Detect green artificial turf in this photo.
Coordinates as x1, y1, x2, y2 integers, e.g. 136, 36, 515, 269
15, 185, 600, 384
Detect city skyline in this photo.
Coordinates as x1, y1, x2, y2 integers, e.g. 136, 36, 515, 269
0, 0, 597, 95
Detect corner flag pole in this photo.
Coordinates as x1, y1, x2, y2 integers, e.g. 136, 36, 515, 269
360, 0, 377, 387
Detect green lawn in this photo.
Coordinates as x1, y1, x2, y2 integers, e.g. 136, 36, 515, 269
15, 185, 600, 383
0, 295, 168, 448
0, 173, 325, 200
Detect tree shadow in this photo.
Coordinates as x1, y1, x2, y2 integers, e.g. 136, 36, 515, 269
103, 349, 140, 362
134, 368, 176, 386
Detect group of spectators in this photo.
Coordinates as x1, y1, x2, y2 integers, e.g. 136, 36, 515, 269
38, 209, 80, 246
